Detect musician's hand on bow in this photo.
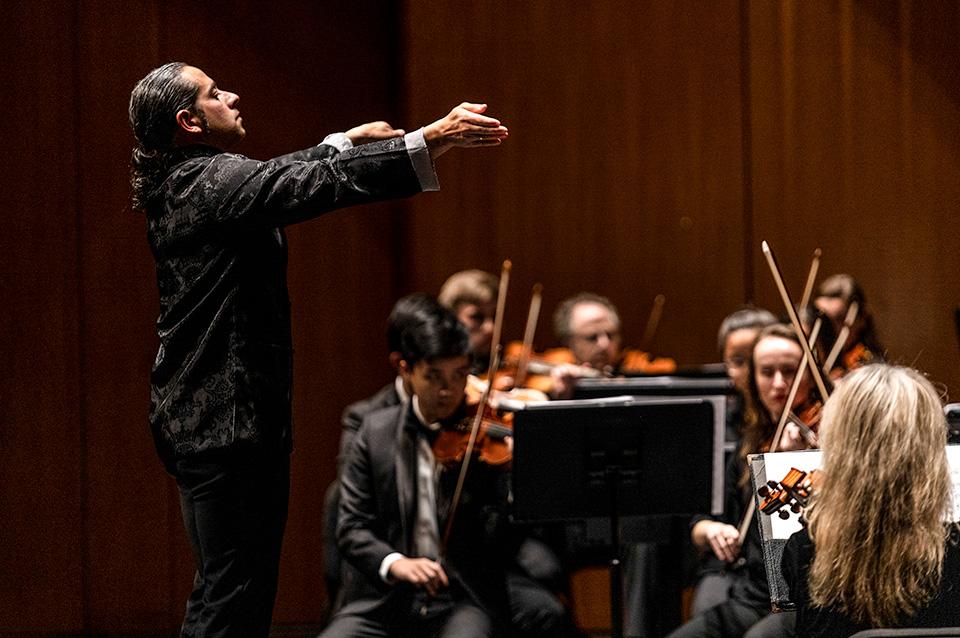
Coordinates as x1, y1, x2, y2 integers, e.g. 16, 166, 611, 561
778, 421, 807, 451
548, 363, 581, 400
694, 520, 742, 563
389, 557, 449, 596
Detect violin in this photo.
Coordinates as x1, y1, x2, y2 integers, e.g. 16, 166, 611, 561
622, 293, 677, 374
501, 343, 605, 393
841, 341, 874, 371
757, 467, 821, 522
787, 398, 822, 448
432, 395, 514, 468
619, 348, 677, 375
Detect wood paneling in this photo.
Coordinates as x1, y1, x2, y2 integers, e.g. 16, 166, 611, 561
747, 0, 960, 396
400, 1, 747, 360
0, 3, 85, 632
3, 1, 960, 634
0, 1, 401, 633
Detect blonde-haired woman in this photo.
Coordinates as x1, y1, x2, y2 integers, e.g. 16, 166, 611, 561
783, 364, 960, 637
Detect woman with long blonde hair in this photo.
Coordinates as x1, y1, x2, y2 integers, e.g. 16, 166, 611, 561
783, 364, 960, 636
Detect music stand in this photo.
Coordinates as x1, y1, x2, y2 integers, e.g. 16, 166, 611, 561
573, 375, 735, 401
509, 396, 723, 638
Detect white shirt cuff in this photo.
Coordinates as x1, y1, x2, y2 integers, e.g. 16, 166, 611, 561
404, 128, 439, 192
379, 552, 405, 583
322, 132, 353, 153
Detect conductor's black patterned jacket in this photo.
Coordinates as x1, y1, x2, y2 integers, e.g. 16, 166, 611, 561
145, 136, 428, 466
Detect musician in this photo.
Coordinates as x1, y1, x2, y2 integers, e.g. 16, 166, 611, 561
782, 364, 960, 637
439, 269, 499, 373
325, 297, 514, 637
668, 323, 815, 638
679, 306, 781, 616
328, 295, 570, 636
549, 293, 623, 399
717, 307, 778, 445
813, 274, 884, 373
337, 294, 436, 471
719, 308, 777, 394
324, 294, 436, 608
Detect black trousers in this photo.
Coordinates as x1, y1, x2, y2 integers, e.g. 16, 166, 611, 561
320, 597, 494, 638
174, 449, 290, 638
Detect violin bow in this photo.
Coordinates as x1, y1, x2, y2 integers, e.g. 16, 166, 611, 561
797, 248, 822, 316
822, 300, 860, 373
442, 260, 511, 548
640, 294, 666, 354
737, 316, 822, 539
513, 283, 543, 389
761, 241, 832, 401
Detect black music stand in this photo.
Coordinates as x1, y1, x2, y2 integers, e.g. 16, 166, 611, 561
573, 375, 735, 401
509, 396, 723, 638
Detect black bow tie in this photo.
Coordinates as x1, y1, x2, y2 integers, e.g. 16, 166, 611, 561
419, 423, 441, 447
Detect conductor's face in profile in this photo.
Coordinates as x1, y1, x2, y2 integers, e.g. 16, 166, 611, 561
174, 66, 246, 151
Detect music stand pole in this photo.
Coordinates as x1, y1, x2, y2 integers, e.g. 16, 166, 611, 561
608, 467, 625, 638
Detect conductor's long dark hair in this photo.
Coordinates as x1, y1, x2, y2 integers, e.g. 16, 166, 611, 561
128, 62, 199, 211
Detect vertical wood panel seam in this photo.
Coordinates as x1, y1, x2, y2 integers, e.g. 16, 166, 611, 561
394, 0, 414, 296
70, 0, 90, 632
740, 0, 755, 302
840, 1, 854, 219
899, 0, 913, 187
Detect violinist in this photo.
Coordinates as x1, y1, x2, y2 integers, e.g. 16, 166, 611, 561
548, 292, 623, 399
813, 274, 884, 374
329, 297, 573, 638
439, 269, 499, 373
717, 306, 778, 444
680, 307, 777, 619
324, 293, 435, 606
325, 297, 512, 637
782, 364, 960, 637
668, 323, 816, 638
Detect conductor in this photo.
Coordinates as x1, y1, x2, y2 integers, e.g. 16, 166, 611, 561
128, 62, 508, 637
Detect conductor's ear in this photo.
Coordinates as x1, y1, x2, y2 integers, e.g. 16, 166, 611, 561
175, 108, 204, 135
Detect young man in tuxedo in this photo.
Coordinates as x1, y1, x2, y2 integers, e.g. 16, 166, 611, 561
324, 298, 513, 637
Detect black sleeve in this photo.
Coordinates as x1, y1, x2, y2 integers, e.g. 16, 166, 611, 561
781, 527, 813, 605
192, 137, 421, 230
336, 421, 397, 589
691, 450, 744, 530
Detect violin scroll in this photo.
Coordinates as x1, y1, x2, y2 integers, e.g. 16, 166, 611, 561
757, 467, 819, 522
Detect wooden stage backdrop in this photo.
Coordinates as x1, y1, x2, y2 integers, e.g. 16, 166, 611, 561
1, 1, 958, 634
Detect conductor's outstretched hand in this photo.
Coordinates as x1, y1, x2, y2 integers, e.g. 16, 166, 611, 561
424, 103, 508, 159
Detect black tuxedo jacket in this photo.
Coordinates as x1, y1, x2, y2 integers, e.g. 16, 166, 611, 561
336, 400, 514, 623
145, 139, 421, 465
338, 381, 402, 472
